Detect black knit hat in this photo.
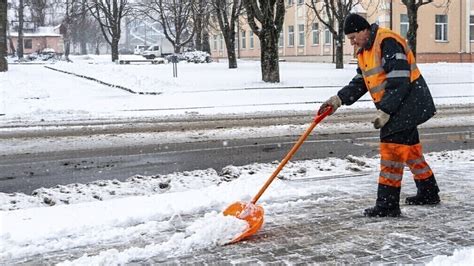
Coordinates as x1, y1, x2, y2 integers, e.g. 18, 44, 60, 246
344, 13, 370, 34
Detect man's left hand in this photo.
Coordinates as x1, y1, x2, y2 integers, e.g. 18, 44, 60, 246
372, 110, 390, 129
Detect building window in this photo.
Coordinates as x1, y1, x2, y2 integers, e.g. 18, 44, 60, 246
435, 14, 448, 41
324, 27, 331, 45
470, 15, 474, 41
287, 0, 293, 5
219, 34, 223, 50
250, 31, 254, 49
241, 31, 246, 49
24, 39, 32, 49
298, 24, 305, 46
213, 35, 217, 51
312, 23, 319, 45
288, 25, 294, 47
297, 0, 304, 5
400, 14, 409, 38
279, 31, 284, 47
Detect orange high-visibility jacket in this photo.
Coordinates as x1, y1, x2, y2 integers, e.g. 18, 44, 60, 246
357, 27, 421, 104
337, 24, 436, 137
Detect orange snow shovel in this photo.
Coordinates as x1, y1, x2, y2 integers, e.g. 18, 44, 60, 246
223, 106, 333, 244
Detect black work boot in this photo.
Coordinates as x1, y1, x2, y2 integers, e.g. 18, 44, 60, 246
364, 184, 401, 217
405, 175, 440, 205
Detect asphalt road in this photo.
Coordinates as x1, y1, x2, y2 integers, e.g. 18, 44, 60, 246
1, 116, 472, 194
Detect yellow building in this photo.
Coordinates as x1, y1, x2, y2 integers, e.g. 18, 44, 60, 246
211, 0, 474, 63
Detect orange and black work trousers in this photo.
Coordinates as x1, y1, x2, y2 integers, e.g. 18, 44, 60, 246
379, 127, 434, 189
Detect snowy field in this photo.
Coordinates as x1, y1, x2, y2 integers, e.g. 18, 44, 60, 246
0, 58, 473, 264
0, 56, 473, 123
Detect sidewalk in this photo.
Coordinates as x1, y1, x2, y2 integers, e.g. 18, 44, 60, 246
151, 167, 473, 264
16, 152, 472, 265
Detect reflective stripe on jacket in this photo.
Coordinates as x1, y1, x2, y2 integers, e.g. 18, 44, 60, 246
357, 27, 420, 103
337, 24, 436, 138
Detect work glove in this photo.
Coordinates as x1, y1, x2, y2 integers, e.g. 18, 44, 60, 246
318, 95, 342, 115
372, 109, 390, 129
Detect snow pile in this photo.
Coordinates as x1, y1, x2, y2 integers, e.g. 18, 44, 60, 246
182, 51, 212, 63
59, 212, 247, 265
219, 165, 242, 182
0, 183, 247, 262
0, 169, 221, 210
427, 247, 474, 266
0, 157, 377, 211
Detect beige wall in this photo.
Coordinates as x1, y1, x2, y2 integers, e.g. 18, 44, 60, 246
386, 0, 473, 62
213, 2, 354, 62
211, 0, 473, 63
238, 18, 260, 59
9, 35, 64, 55
392, 1, 458, 52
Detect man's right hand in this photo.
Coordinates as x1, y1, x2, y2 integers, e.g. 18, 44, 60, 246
318, 95, 342, 115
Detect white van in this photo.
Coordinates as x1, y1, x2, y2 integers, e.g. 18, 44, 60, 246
133, 45, 149, 55
142, 41, 174, 59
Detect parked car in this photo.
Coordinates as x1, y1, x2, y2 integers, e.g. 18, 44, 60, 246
133, 45, 149, 55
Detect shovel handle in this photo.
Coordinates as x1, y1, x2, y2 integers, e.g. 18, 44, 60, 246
250, 106, 333, 204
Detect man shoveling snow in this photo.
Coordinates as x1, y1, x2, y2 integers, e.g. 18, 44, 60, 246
318, 13, 440, 217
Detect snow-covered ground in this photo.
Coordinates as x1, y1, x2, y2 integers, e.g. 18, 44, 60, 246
0, 150, 474, 265
1, 55, 473, 123
0, 57, 473, 264
1, 150, 473, 264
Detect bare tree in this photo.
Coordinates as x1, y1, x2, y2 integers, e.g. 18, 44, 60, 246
194, 0, 205, 50
198, 0, 212, 54
90, 20, 106, 54
308, 0, 359, 69
70, 7, 97, 55
244, 0, 285, 83
61, 0, 82, 61
211, 0, 242, 69
47, 0, 65, 25
61, 0, 105, 55
0, 0, 8, 71
27, 0, 48, 26
76, 0, 90, 54
16, 0, 25, 59
7, 36, 15, 55
401, 0, 443, 57
194, 0, 213, 53
201, 25, 210, 53
139, 0, 195, 53
89, 0, 132, 62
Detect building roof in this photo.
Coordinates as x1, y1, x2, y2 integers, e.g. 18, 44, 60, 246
10, 26, 63, 37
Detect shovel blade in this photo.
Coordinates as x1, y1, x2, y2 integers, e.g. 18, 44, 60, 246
223, 201, 264, 243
